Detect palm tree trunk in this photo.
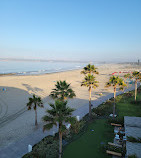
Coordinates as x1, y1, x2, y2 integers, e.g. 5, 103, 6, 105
35, 109, 37, 126
113, 86, 116, 118
59, 130, 62, 158
135, 80, 137, 101
89, 86, 92, 118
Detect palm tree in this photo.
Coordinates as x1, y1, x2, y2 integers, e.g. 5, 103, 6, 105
81, 74, 99, 118
133, 71, 141, 101
124, 73, 131, 87
81, 64, 99, 75
126, 71, 141, 101
42, 100, 75, 158
105, 76, 126, 118
27, 94, 43, 126
50, 80, 76, 101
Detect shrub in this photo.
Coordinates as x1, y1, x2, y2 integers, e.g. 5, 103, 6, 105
70, 120, 85, 134
130, 100, 141, 105
22, 136, 59, 158
127, 136, 141, 143
124, 92, 134, 97
82, 113, 90, 122
100, 144, 126, 156
93, 101, 113, 117
116, 95, 123, 102
107, 117, 124, 126
138, 86, 141, 93
128, 154, 137, 158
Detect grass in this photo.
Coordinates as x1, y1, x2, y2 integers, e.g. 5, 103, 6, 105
63, 87, 141, 158
116, 90, 141, 118
63, 119, 113, 158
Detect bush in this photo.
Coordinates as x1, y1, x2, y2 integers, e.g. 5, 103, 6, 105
116, 95, 123, 102
91, 112, 98, 119
130, 100, 141, 105
100, 144, 126, 156
128, 154, 137, 158
138, 86, 141, 93
82, 113, 90, 122
107, 117, 124, 126
93, 101, 113, 117
124, 92, 134, 97
70, 120, 85, 134
127, 136, 141, 143
22, 136, 59, 158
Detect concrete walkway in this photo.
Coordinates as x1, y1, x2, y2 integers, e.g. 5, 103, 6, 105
0, 86, 136, 158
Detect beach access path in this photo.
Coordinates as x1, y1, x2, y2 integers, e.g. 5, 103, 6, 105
0, 85, 136, 158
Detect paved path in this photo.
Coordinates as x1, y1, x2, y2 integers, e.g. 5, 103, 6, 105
0, 86, 137, 158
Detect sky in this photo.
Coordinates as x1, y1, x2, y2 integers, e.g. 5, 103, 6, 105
0, 0, 141, 62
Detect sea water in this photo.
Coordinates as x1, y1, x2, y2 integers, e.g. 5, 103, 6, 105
0, 60, 98, 75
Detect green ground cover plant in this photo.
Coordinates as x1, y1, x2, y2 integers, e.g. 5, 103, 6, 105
116, 88, 141, 118
128, 154, 137, 158
63, 86, 141, 158
127, 136, 141, 143
23, 136, 59, 158
63, 119, 113, 158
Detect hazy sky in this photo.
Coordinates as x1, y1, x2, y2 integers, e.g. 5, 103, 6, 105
0, 0, 141, 61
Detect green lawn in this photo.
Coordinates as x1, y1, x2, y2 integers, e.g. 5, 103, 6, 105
63, 119, 113, 158
63, 88, 141, 158
116, 90, 141, 118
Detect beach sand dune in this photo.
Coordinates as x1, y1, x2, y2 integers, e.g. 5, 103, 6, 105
0, 63, 140, 147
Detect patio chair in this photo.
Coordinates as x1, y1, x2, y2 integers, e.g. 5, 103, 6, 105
114, 129, 118, 133
109, 114, 117, 117
115, 134, 120, 140
119, 130, 125, 134
123, 136, 127, 141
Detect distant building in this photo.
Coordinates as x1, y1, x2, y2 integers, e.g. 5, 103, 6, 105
138, 59, 140, 65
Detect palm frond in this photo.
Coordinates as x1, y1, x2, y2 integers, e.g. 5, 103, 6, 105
65, 116, 76, 124
26, 94, 43, 110
81, 74, 99, 89
42, 100, 75, 132
42, 115, 55, 122
50, 80, 76, 100
60, 124, 67, 132
106, 76, 127, 90
81, 64, 99, 75
124, 73, 131, 79
43, 123, 56, 132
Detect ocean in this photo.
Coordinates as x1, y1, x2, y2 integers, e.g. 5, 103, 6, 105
0, 60, 98, 75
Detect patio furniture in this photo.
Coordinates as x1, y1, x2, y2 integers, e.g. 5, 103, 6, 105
106, 150, 122, 157
111, 123, 122, 127
115, 134, 120, 140
117, 139, 123, 145
114, 129, 119, 133
119, 130, 125, 134
108, 142, 122, 148
109, 114, 117, 117
123, 136, 127, 141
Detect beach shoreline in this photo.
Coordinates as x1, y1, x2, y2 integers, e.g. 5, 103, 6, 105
0, 67, 83, 77
0, 60, 95, 76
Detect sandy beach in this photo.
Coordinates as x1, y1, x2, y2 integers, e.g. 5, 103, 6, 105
0, 63, 140, 148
